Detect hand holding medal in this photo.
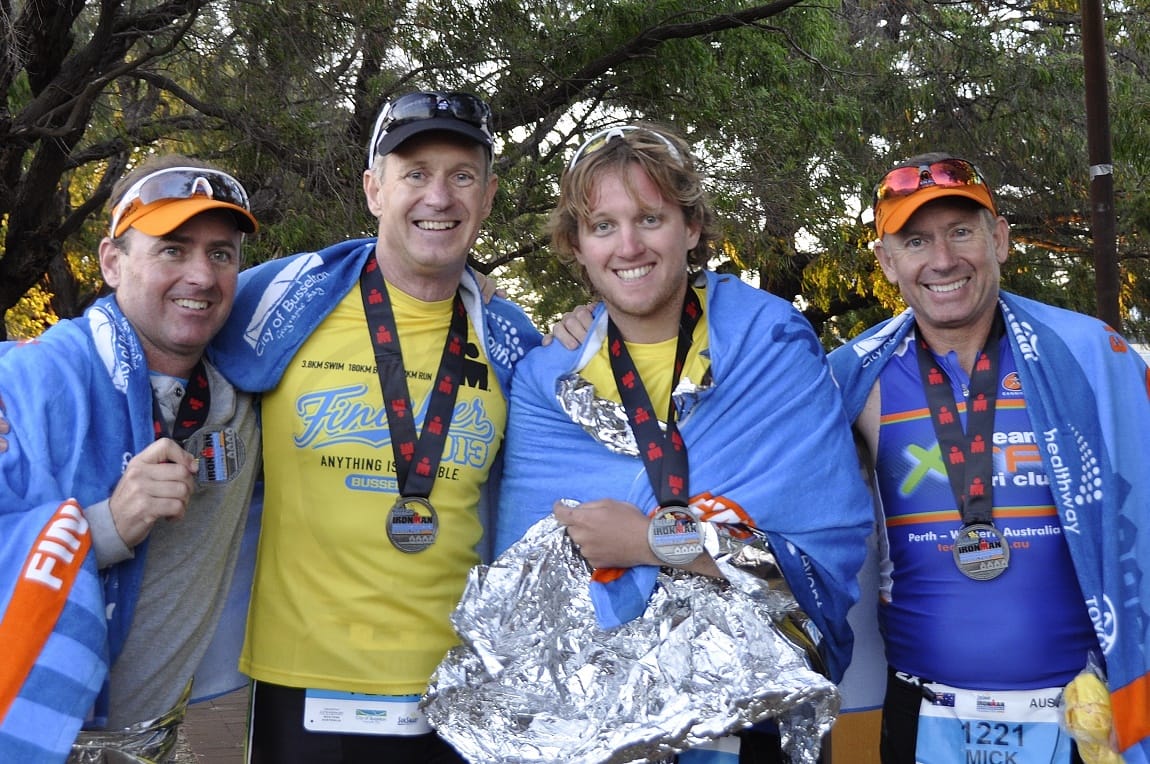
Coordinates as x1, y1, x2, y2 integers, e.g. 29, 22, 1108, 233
108, 437, 199, 547
552, 498, 668, 570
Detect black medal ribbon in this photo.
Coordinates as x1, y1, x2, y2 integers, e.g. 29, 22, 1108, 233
359, 257, 467, 500
151, 359, 211, 442
607, 286, 702, 510
914, 312, 1004, 525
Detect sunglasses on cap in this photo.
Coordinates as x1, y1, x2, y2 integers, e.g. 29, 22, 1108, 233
367, 91, 492, 166
567, 125, 684, 172
109, 166, 251, 237
873, 157, 994, 209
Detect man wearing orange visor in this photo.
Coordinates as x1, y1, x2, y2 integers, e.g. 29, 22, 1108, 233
0, 155, 262, 762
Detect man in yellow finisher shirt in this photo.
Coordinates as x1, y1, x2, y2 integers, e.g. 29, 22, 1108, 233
210, 91, 542, 762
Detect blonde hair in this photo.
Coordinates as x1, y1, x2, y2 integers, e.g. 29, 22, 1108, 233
548, 123, 717, 287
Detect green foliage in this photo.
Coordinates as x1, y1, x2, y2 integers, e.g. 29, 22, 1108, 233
4, 0, 1150, 343
5, 287, 58, 340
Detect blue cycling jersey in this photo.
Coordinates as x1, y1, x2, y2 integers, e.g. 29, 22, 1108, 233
875, 333, 1095, 689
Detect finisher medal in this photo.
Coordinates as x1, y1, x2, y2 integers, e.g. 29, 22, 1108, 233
183, 427, 246, 485
647, 507, 704, 567
952, 522, 1011, 581
387, 496, 439, 553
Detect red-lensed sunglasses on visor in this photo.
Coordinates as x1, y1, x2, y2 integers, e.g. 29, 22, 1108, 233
109, 166, 251, 237
367, 91, 493, 166
872, 157, 997, 237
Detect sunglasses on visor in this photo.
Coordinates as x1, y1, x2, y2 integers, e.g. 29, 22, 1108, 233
567, 125, 685, 172
873, 157, 994, 209
368, 91, 492, 165
109, 167, 250, 237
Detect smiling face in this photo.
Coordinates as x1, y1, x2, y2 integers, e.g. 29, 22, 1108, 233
100, 209, 242, 377
363, 131, 498, 301
573, 163, 701, 343
875, 197, 1009, 357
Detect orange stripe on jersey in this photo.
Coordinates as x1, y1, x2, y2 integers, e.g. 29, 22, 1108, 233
0, 500, 92, 723
885, 505, 1058, 527
881, 399, 1030, 426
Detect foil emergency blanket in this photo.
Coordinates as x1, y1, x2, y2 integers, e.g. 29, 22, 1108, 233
557, 372, 706, 457
67, 680, 190, 763
424, 517, 839, 763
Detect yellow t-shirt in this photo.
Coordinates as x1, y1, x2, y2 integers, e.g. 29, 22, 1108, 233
580, 287, 711, 415
239, 283, 507, 695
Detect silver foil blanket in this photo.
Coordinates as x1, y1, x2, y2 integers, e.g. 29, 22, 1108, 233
423, 517, 839, 763
68, 679, 190, 763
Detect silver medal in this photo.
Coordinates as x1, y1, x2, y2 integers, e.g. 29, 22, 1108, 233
387, 496, 439, 553
647, 507, 704, 567
184, 427, 246, 485
952, 522, 1011, 581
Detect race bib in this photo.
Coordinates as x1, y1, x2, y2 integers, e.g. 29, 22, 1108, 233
302, 689, 431, 736
915, 682, 1072, 764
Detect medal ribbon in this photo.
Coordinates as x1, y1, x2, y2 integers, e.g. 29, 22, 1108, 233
359, 257, 467, 500
606, 286, 702, 509
914, 312, 1004, 524
151, 359, 211, 442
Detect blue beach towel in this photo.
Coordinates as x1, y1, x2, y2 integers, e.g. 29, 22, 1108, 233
0, 298, 154, 761
211, 238, 540, 398
0, 501, 106, 762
